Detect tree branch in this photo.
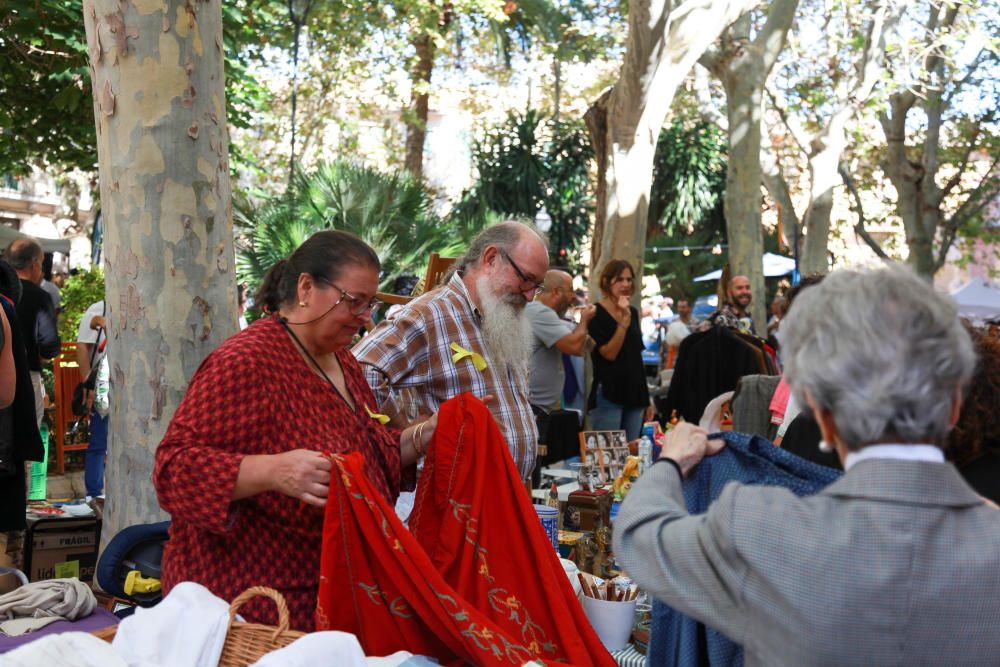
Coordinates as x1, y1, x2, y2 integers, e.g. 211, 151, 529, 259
944, 155, 1000, 229
943, 49, 990, 107
849, 0, 901, 104
693, 63, 727, 129
839, 161, 890, 260
761, 119, 800, 247
766, 84, 811, 156
939, 118, 990, 200
698, 46, 724, 76
755, 0, 800, 72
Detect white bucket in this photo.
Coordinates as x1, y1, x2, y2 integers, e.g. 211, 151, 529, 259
581, 594, 637, 652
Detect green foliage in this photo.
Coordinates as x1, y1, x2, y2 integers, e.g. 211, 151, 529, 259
58, 266, 104, 343
452, 110, 594, 268
0, 1, 93, 174
0, 0, 284, 176
236, 161, 470, 296
645, 120, 729, 301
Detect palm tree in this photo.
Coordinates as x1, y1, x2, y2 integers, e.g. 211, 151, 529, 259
235, 160, 470, 296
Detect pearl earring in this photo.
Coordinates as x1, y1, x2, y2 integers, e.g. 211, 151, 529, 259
818, 440, 833, 453
299, 301, 307, 307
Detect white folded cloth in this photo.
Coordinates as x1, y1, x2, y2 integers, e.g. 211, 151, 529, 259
250, 631, 367, 667
112, 582, 229, 667
0, 631, 127, 667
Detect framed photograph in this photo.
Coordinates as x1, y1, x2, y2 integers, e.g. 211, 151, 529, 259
579, 429, 630, 483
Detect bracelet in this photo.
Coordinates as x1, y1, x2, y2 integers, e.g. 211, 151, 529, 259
617, 322, 628, 330
412, 421, 426, 457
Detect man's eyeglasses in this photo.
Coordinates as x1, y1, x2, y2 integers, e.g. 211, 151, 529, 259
498, 248, 543, 295
321, 280, 382, 316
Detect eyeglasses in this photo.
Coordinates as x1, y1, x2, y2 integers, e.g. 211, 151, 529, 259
321, 280, 382, 317
498, 248, 543, 295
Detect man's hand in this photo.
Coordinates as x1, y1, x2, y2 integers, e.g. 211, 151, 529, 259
660, 422, 725, 477
579, 304, 597, 324
90, 315, 106, 330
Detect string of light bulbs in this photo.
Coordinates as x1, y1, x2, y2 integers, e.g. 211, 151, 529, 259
646, 244, 726, 256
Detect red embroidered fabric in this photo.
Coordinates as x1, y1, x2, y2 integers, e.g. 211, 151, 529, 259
317, 393, 615, 665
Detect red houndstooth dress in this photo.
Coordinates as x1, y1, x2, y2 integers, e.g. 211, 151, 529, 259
154, 316, 408, 631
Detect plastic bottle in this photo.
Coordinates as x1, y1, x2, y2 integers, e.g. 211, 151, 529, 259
638, 435, 653, 473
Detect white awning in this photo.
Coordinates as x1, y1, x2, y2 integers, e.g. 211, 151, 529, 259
950, 279, 1000, 322
0, 225, 72, 255
693, 253, 796, 282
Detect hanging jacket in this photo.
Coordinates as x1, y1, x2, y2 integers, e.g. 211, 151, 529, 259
647, 431, 842, 667
664, 327, 770, 423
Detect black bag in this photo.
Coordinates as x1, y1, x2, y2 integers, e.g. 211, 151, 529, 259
71, 369, 98, 417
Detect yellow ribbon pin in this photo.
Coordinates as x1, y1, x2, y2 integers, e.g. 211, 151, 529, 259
364, 405, 390, 425
450, 342, 488, 372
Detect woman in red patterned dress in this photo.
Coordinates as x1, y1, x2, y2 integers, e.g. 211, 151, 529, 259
154, 230, 434, 631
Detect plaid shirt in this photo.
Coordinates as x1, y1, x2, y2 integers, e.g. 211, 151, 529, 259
697, 302, 757, 336
353, 273, 538, 478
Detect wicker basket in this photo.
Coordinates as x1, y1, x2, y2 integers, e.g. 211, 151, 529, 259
94, 586, 307, 667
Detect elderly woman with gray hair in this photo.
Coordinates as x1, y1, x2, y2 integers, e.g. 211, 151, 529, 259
614, 264, 1000, 666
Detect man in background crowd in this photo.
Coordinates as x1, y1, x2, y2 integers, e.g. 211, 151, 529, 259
76, 300, 108, 498
699, 274, 755, 336
525, 269, 595, 448
664, 296, 698, 369
6, 239, 59, 426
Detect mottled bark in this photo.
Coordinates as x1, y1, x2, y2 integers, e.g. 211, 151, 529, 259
877, 1, 968, 277
586, 0, 758, 299
404, 34, 435, 179
83, 0, 237, 541
722, 66, 767, 324
701, 0, 798, 330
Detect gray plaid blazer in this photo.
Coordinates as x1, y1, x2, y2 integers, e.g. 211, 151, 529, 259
614, 458, 1000, 666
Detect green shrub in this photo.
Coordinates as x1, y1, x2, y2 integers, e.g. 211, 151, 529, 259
59, 266, 104, 343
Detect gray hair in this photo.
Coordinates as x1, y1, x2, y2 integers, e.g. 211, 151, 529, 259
779, 264, 976, 450
6, 239, 42, 270
449, 220, 548, 277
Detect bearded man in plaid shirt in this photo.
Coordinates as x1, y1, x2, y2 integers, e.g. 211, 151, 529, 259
353, 221, 549, 480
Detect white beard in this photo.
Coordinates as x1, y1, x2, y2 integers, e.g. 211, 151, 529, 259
476, 275, 532, 375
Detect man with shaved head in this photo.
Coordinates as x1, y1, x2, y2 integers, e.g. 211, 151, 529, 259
525, 270, 596, 449
699, 274, 756, 336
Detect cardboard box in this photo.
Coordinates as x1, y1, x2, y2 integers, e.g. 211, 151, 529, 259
26, 518, 99, 583
0, 531, 23, 594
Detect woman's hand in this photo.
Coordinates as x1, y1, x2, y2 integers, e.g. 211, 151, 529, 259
616, 297, 632, 327
419, 413, 438, 448
270, 449, 332, 507
402, 413, 439, 466
660, 422, 725, 477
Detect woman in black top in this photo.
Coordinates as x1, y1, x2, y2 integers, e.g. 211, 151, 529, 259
587, 259, 648, 440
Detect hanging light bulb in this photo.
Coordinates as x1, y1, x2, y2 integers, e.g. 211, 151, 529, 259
682, 247, 691, 257
712, 244, 723, 255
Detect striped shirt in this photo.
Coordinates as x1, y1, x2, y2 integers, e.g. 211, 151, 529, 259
353, 273, 538, 478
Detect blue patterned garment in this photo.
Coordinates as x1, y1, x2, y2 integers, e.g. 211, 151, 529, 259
647, 432, 842, 667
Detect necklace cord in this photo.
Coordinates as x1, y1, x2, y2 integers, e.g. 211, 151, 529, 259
278, 316, 352, 408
